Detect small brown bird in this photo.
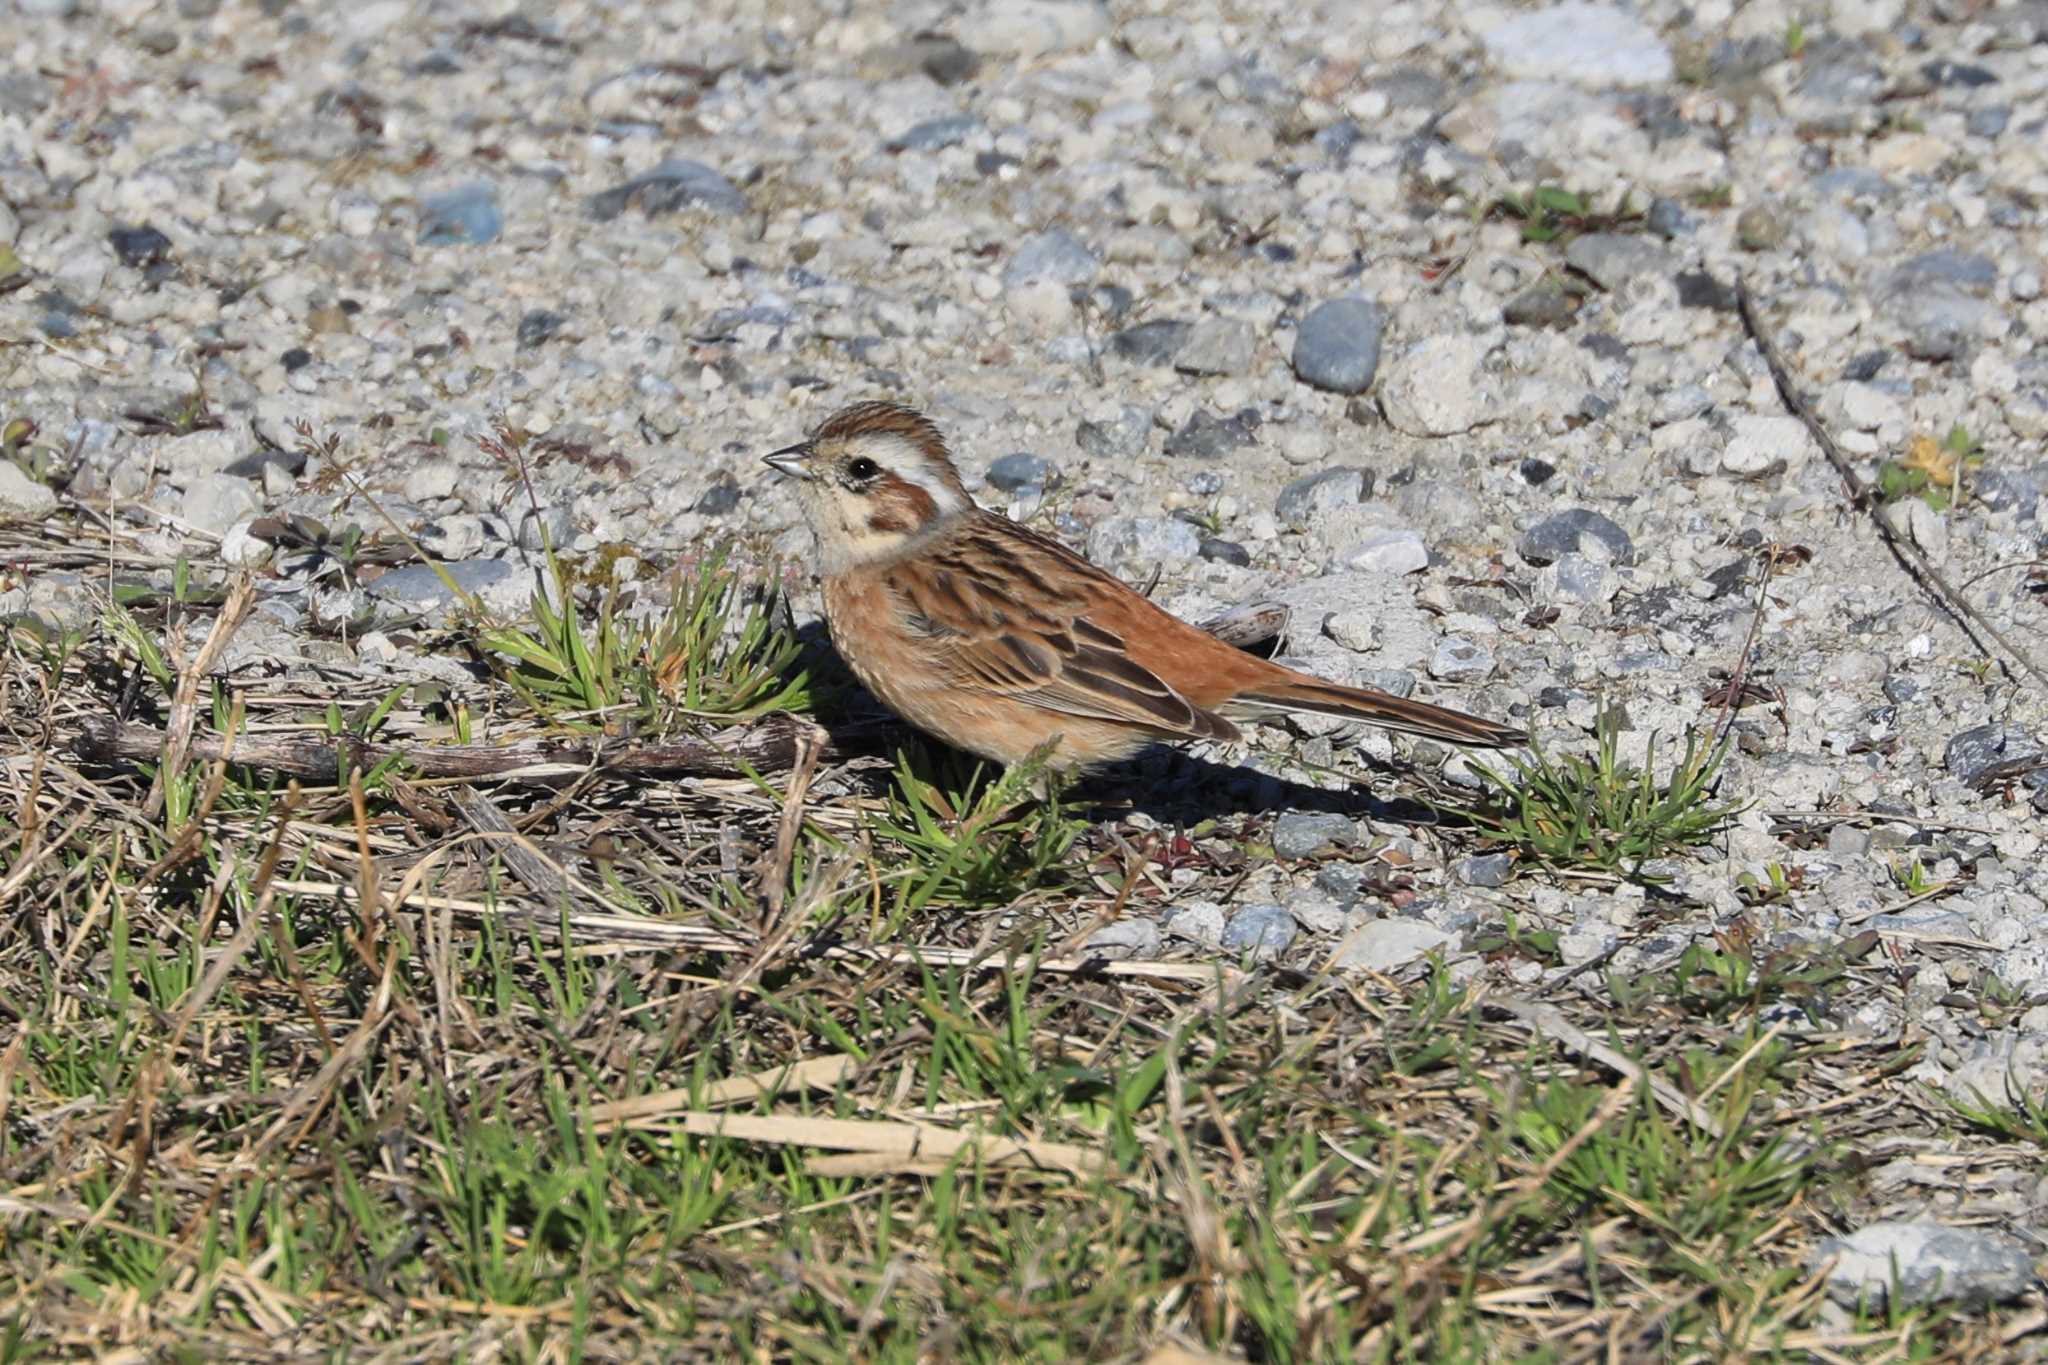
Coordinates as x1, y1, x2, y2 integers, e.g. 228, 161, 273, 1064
765, 401, 1526, 775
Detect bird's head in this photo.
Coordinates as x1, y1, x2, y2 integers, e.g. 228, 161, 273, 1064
764, 401, 974, 571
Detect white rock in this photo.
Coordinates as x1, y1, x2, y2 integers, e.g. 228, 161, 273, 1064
1837, 383, 1905, 430
1004, 278, 1073, 334
1323, 609, 1381, 652
181, 474, 261, 536
1278, 427, 1330, 466
1380, 334, 1494, 436
217, 519, 274, 568
0, 463, 57, 521
1722, 415, 1815, 474
1331, 918, 1453, 973
1477, 4, 1674, 88
965, 0, 1110, 57
1883, 498, 1948, 561
404, 457, 462, 503
1333, 529, 1429, 575
160, 429, 242, 480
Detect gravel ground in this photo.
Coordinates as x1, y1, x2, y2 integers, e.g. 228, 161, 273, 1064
6, 0, 2048, 1314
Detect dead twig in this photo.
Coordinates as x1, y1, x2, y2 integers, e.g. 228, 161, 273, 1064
73, 711, 872, 785
1736, 281, 2048, 692
145, 574, 257, 820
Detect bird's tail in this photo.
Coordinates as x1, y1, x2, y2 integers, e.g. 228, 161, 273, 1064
1232, 676, 1527, 748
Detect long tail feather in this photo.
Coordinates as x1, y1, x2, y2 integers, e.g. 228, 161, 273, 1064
1233, 678, 1527, 748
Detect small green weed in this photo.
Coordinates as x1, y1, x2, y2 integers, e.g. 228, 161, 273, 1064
1608, 927, 1877, 1020
1876, 425, 1984, 512
857, 743, 1082, 930
1735, 860, 1803, 907
480, 544, 811, 729
1490, 184, 1642, 244
1465, 713, 1742, 881
1944, 1081, 2048, 1147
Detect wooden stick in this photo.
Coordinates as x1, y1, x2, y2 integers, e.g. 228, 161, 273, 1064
1737, 280, 2048, 691
73, 711, 869, 785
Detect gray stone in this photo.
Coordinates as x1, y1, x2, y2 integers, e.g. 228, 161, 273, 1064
1813, 1222, 2034, 1309
368, 558, 519, 609
1221, 904, 1298, 957
1894, 289, 2003, 359
1564, 233, 1673, 290
1075, 406, 1151, 457
1735, 204, 1788, 252
1315, 119, 1361, 161
1519, 508, 1635, 565
1479, 4, 1673, 87
517, 309, 565, 348
515, 503, 576, 552
1109, 319, 1192, 366
419, 514, 488, 560
1549, 554, 1617, 604
1332, 918, 1453, 973
1893, 250, 1999, 293
1925, 59, 1997, 88
1646, 197, 1695, 238
1457, 853, 1515, 887
1174, 317, 1256, 376
1275, 467, 1367, 525
1292, 296, 1385, 394
1429, 636, 1495, 682
1503, 282, 1576, 329
416, 182, 502, 245
1654, 385, 1714, 424
180, 473, 261, 535
695, 478, 742, 515
886, 114, 980, 152
1967, 106, 2011, 139
1164, 409, 1258, 459
1272, 811, 1357, 859
1334, 530, 1429, 575
585, 160, 747, 220
1085, 917, 1161, 959
1945, 724, 2042, 784
1199, 538, 1250, 566
0, 462, 57, 521
1087, 516, 1201, 565
1163, 901, 1226, 945
1945, 1033, 2048, 1109
987, 452, 1053, 492
1002, 228, 1098, 289
1972, 469, 2039, 520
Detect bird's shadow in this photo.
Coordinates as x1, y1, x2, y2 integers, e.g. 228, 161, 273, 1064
1070, 745, 1455, 828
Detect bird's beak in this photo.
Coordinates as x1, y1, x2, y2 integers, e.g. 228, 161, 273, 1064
762, 442, 816, 480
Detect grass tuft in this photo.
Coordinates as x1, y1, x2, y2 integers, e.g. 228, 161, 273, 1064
480, 542, 813, 729
1465, 711, 1743, 882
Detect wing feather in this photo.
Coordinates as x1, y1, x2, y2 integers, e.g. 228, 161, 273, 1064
883, 519, 1239, 742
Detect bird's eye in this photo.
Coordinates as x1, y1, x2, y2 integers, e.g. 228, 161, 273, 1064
847, 457, 880, 480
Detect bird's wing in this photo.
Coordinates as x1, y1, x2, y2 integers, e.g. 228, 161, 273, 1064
882, 518, 1239, 742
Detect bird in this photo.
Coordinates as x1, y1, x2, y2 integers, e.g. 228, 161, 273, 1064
764, 400, 1526, 776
